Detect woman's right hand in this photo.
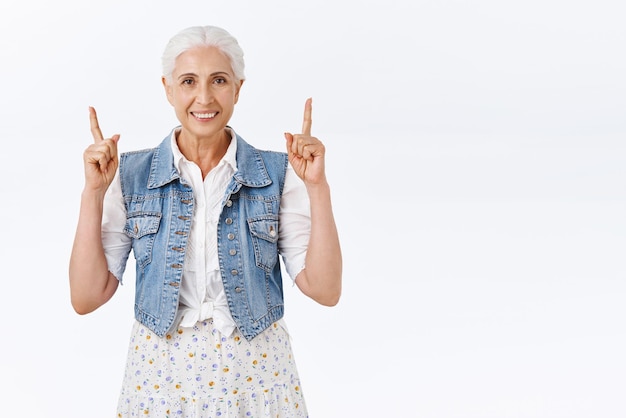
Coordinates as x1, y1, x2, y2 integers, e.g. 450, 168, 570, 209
83, 107, 120, 192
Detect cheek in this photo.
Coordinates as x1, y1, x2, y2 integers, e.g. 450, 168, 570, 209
164, 83, 176, 105
225, 89, 239, 106
172, 92, 192, 110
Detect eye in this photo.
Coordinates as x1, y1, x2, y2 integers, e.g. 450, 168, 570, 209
213, 77, 227, 85
181, 78, 194, 86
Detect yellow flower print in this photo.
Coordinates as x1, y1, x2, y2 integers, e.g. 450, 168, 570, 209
223, 367, 229, 373
176, 384, 181, 389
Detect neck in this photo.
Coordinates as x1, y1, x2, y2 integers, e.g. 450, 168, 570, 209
176, 128, 231, 178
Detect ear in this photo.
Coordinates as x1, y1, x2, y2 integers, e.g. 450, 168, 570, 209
234, 79, 244, 104
162, 76, 174, 105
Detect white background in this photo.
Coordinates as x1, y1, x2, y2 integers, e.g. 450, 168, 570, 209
1, 0, 625, 417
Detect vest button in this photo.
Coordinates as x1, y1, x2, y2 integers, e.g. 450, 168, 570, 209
235, 287, 242, 293
225, 217, 233, 225
226, 200, 233, 207
227, 233, 235, 240
169, 282, 179, 287
229, 249, 236, 256
171, 263, 183, 269
231, 269, 238, 275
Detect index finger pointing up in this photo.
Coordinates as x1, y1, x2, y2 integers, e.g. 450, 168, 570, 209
89, 106, 104, 143
301, 97, 313, 136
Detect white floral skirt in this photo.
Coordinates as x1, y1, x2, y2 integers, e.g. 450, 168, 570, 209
116, 319, 308, 417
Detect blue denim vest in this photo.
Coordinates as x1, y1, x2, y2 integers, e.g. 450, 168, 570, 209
118, 131, 288, 341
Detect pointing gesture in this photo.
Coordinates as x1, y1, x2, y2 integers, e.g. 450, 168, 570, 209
284, 98, 326, 185
301, 96, 312, 137
83, 107, 120, 193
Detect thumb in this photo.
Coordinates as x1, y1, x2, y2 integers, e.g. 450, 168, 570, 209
284, 132, 293, 152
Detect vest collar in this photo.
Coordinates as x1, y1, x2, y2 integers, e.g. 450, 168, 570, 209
146, 129, 273, 189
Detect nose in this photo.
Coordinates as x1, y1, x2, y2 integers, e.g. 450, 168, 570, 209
195, 83, 213, 105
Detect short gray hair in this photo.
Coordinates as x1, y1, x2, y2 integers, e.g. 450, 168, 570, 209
161, 25, 245, 83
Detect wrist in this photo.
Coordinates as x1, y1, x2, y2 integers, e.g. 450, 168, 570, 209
305, 180, 331, 199
81, 187, 107, 203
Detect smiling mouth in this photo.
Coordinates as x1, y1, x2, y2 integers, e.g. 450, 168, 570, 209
192, 112, 217, 119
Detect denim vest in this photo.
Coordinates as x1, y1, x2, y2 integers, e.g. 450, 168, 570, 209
118, 131, 288, 341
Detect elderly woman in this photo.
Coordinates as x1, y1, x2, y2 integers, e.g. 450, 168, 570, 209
69, 25, 342, 417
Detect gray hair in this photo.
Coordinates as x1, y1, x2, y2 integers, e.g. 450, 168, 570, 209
161, 25, 245, 83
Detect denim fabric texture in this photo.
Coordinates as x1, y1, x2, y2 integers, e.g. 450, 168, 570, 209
119, 131, 288, 340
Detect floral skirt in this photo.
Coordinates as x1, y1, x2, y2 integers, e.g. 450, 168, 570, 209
116, 319, 308, 417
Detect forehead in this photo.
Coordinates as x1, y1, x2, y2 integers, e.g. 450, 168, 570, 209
173, 46, 233, 76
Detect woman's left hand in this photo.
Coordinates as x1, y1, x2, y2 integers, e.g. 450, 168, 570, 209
284, 98, 326, 185
285, 98, 342, 307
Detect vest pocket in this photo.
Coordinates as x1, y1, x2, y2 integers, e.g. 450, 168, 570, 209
124, 212, 162, 268
247, 216, 279, 271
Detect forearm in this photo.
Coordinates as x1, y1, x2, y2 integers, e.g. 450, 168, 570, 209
69, 190, 118, 314
297, 182, 342, 305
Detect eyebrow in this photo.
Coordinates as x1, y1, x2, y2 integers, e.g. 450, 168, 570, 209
176, 71, 231, 80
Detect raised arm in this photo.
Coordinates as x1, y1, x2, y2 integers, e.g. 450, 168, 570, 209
284, 98, 342, 306
69, 107, 121, 314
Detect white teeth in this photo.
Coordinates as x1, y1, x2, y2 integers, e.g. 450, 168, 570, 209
194, 112, 216, 119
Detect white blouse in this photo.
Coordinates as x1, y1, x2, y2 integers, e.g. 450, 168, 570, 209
101, 128, 311, 337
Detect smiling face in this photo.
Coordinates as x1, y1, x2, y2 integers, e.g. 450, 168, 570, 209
162, 46, 243, 143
